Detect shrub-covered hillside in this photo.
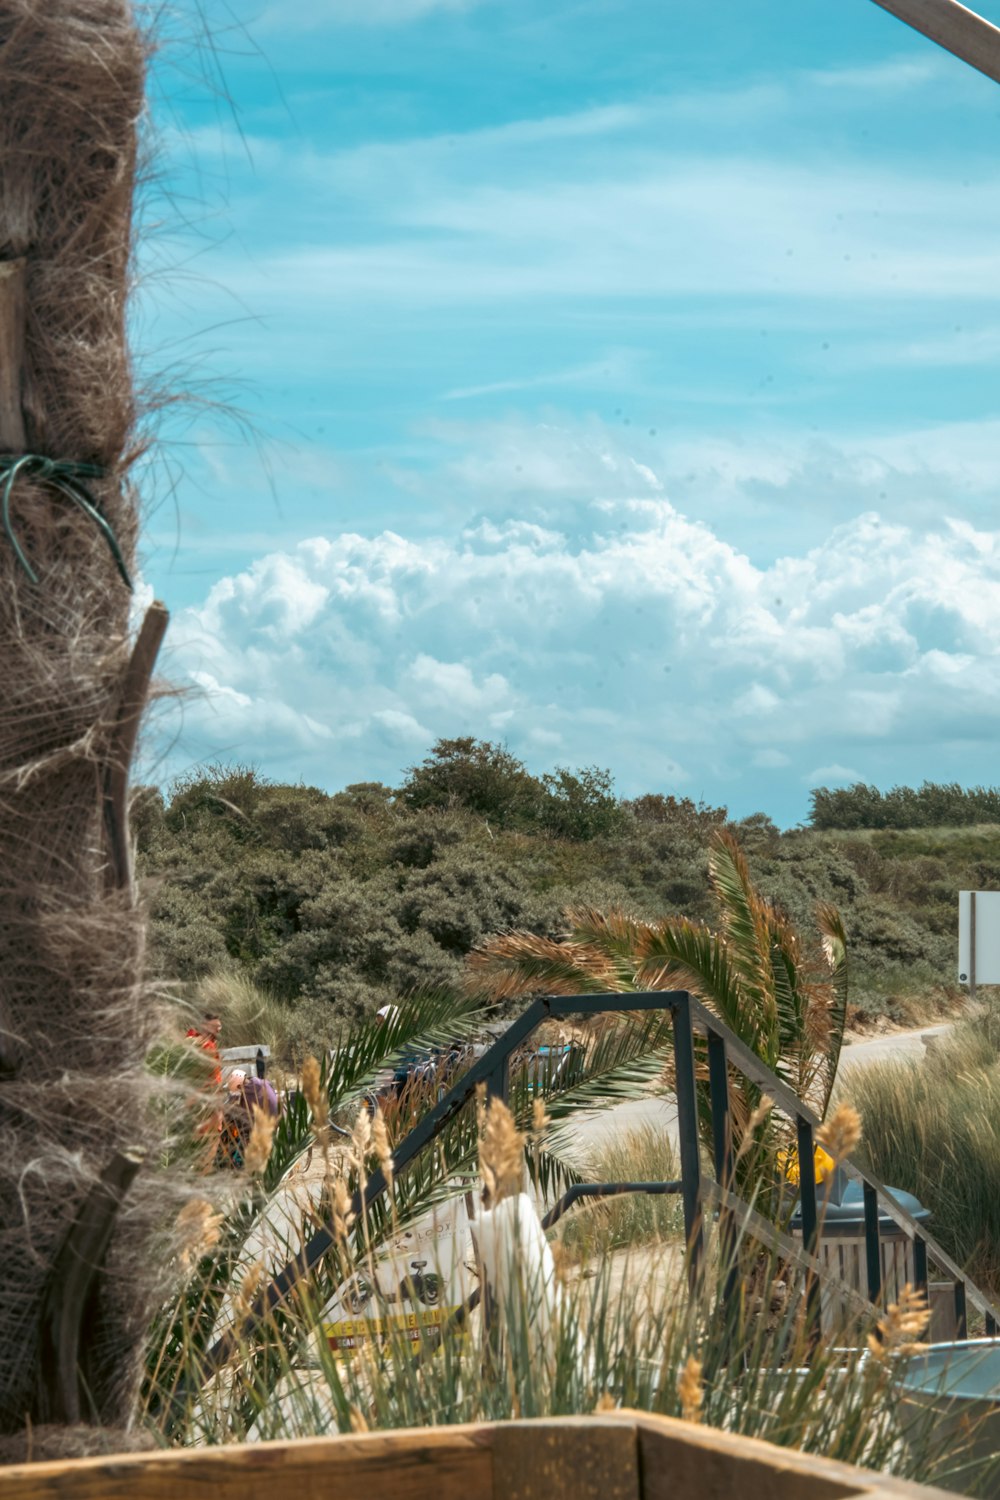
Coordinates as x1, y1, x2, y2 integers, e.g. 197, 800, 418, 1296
136, 743, 997, 1046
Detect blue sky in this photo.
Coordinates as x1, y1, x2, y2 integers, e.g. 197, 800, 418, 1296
137, 0, 1000, 825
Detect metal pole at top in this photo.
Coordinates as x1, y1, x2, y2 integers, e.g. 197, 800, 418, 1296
870, 0, 1000, 86
671, 994, 705, 1287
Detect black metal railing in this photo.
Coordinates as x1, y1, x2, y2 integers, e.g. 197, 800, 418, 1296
199, 990, 1000, 1381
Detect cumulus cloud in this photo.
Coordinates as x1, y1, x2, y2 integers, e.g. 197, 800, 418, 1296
160, 473, 1000, 823
805, 764, 865, 788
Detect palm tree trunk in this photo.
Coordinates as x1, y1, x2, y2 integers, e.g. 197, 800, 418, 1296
0, 0, 165, 1458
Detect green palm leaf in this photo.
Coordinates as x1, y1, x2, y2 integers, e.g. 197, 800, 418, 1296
816, 903, 849, 1115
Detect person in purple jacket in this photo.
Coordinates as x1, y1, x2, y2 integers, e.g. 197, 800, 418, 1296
218, 1069, 279, 1169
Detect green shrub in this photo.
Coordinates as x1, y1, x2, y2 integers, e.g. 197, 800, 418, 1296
138, 756, 991, 1031
810, 781, 1000, 831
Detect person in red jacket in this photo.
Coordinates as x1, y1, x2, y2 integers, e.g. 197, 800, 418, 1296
186, 1011, 222, 1086
186, 1012, 223, 1164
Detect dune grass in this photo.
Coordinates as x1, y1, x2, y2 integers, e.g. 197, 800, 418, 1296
143, 1053, 997, 1496
847, 1008, 1000, 1296
196, 969, 323, 1067
152, 1123, 995, 1497
553, 1125, 683, 1258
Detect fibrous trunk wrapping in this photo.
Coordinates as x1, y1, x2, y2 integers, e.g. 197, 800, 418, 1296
0, 0, 156, 1446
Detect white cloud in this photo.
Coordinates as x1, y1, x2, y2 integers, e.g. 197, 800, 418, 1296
371, 708, 431, 743
214, 155, 1000, 307
753, 749, 791, 769
443, 350, 643, 401
733, 684, 781, 717
155, 75, 1000, 316
806, 58, 943, 93
805, 764, 865, 787
159, 418, 1000, 822
410, 654, 511, 711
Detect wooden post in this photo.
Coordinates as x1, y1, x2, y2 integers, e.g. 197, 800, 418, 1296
0, 258, 27, 450
102, 601, 169, 893
970, 890, 977, 1003
36, 1151, 144, 1425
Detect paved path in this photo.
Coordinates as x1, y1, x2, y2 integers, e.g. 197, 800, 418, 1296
837, 1021, 953, 1073
567, 1020, 955, 1166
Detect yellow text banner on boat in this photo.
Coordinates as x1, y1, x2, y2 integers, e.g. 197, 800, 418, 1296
323, 1305, 462, 1354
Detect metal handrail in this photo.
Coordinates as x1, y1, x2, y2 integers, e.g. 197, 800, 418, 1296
197, 989, 1000, 1382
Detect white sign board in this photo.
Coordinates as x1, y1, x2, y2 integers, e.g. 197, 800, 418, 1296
958, 891, 1000, 986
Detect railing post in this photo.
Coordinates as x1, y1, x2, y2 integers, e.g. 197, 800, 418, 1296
863, 1182, 882, 1305
672, 993, 704, 1287
954, 1279, 968, 1341
484, 1051, 510, 1104
706, 1031, 732, 1187
707, 1030, 738, 1304
913, 1235, 929, 1300
796, 1115, 821, 1346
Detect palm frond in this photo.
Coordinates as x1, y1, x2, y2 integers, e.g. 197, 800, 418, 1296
324, 989, 484, 1109
465, 932, 624, 1000
561, 905, 669, 975
707, 830, 778, 1047
765, 908, 816, 1100
636, 918, 774, 1066
815, 903, 849, 1117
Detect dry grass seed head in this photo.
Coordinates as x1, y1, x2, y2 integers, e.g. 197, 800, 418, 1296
302, 1055, 328, 1130
734, 1093, 774, 1162
479, 1096, 525, 1207
244, 1107, 277, 1176
235, 1262, 265, 1323
351, 1104, 372, 1165
176, 1197, 224, 1273
330, 1177, 356, 1243
372, 1109, 394, 1185
817, 1103, 863, 1164
678, 1355, 703, 1423
532, 1096, 551, 1136
867, 1283, 930, 1361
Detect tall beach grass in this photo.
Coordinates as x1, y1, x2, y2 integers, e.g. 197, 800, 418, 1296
848, 1010, 1000, 1296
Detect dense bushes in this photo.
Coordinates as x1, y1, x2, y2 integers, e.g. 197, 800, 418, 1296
398, 736, 625, 838
810, 780, 1000, 830
136, 750, 987, 1029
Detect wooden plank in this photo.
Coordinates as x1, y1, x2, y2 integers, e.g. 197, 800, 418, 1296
633, 1411, 956, 1500
0, 1426, 492, 1500
0, 258, 27, 450
492, 1417, 639, 1500
870, 0, 1000, 86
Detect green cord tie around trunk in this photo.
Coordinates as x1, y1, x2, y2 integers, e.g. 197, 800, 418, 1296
0, 453, 133, 589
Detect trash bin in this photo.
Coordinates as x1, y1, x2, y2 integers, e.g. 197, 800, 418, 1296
896, 1340, 1000, 1496
791, 1178, 931, 1335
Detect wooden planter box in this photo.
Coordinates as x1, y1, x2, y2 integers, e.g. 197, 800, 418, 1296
0, 1411, 949, 1500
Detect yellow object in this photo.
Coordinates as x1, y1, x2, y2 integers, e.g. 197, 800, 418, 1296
777, 1143, 835, 1186
323, 1306, 462, 1357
